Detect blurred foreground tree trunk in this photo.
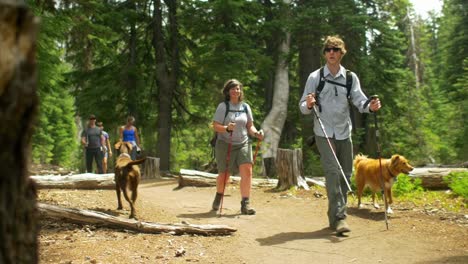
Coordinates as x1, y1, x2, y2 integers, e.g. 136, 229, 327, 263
0, 2, 39, 263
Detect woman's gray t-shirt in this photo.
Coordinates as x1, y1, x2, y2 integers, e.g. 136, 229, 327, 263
213, 101, 253, 145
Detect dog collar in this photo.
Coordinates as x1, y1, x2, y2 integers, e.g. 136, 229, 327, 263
387, 167, 398, 178
119, 153, 131, 158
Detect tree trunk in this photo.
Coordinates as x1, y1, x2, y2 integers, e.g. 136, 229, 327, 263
275, 149, 309, 191
0, 2, 39, 263
127, 1, 138, 117
261, 0, 291, 177
296, 1, 322, 170
142, 157, 160, 179
260, 0, 276, 114
38, 203, 236, 236
152, 0, 179, 172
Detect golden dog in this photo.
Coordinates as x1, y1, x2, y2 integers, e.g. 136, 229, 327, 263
114, 141, 146, 219
353, 154, 413, 214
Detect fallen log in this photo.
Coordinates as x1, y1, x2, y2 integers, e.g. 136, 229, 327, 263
179, 169, 325, 189
178, 169, 278, 188
178, 175, 217, 188
305, 177, 326, 188
38, 203, 236, 236
409, 167, 467, 190
30, 173, 115, 189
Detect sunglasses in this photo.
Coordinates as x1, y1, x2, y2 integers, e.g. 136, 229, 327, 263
324, 47, 341, 53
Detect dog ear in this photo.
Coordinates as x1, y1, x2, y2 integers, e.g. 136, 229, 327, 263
114, 141, 122, 150
391, 155, 401, 165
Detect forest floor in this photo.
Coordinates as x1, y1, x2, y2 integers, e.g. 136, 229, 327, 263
37, 178, 468, 264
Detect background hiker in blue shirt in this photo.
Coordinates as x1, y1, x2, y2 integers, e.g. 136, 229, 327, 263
119, 115, 141, 160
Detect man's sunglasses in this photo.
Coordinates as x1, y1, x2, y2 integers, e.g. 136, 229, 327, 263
324, 47, 341, 53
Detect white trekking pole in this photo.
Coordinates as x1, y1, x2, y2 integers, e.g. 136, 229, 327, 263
310, 105, 354, 198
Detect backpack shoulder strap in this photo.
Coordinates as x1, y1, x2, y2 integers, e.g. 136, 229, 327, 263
317, 67, 325, 94
224, 101, 230, 119
242, 103, 249, 116
346, 70, 353, 98
315, 67, 325, 112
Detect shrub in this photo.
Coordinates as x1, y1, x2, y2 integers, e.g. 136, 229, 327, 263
444, 171, 468, 199
393, 174, 423, 197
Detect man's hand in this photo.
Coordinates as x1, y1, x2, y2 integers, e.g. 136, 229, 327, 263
369, 98, 381, 112
307, 93, 316, 109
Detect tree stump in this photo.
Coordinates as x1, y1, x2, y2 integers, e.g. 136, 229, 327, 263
276, 148, 308, 190
142, 157, 160, 179
0, 2, 39, 263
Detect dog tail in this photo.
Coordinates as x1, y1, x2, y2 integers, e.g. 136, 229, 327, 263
353, 154, 367, 169
126, 157, 146, 167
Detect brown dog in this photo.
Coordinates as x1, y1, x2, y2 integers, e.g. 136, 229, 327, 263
353, 154, 414, 214
114, 141, 146, 219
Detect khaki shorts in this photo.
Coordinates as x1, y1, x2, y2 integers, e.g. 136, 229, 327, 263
215, 140, 252, 175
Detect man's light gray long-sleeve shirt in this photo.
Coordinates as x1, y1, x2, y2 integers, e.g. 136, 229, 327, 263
299, 65, 371, 140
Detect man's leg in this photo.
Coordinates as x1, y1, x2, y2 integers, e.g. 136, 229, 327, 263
336, 138, 353, 204
315, 136, 347, 228
85, 148, 93, 173
95, 149, 104, 174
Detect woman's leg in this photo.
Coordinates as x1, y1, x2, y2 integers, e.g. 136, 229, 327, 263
216, 172, 230, 193
239, 163, 255, 215
213, 140, 231, 211
239, 163, 252, 198
102, 155, 108, 173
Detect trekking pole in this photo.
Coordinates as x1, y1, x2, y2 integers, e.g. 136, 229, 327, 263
365, 95, 389, 230
252, 130, 263, 165
219, 131, 233, 215
310, 104, 354, 198
252, 130, 269, 181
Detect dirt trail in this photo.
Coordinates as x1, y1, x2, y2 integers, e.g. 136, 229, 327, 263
39, 178, 467, 264
139, 180, 467, 264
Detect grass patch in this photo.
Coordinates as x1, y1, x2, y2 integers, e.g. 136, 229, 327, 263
348, 173, 466, 213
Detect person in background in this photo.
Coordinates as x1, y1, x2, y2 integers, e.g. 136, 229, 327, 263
211, 79, 264, 215
97, 121, 112, 173
119, 116, 141, 160
299, 36, 381, 235
81, 114, 105, 174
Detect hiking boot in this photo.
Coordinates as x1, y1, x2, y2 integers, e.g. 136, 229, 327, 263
212, 192, 223, 211
241, 198, 256, 215
335, 220, 351, 234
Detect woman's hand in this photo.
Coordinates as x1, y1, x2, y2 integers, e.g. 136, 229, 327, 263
254, 130, 264, 140
226, 122, 236, 133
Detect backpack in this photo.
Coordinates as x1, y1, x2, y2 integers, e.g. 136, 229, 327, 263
209, 101, 249, 148
315, 67, 353, 112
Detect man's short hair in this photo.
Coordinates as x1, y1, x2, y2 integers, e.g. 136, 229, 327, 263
322, 35, 347, 55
